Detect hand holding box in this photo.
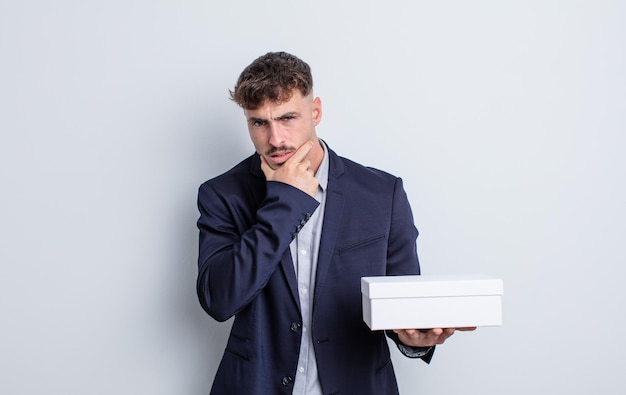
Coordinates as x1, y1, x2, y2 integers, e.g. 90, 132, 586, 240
361, 274, 503, 330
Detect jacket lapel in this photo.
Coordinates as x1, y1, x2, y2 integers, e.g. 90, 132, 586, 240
313, 147, 346, 306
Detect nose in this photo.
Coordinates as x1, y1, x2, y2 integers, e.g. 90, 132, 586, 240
268, 122, 285, 147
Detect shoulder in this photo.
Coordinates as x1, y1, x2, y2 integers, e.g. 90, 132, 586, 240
198, 154, 263, 197
331, 150, 400, 188
200, 154, 257, 185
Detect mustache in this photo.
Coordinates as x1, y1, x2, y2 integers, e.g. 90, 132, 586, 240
266, 145, 296, 156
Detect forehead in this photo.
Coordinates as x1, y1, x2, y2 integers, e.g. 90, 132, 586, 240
244, 91, 310, 118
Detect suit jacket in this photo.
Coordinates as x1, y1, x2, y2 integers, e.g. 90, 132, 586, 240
197, 144, 430, 395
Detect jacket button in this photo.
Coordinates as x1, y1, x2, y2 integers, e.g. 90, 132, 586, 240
281, 376, 293, 386
290, 322, 301, 332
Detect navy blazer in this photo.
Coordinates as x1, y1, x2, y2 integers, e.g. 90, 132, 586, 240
197, 145, 430, 395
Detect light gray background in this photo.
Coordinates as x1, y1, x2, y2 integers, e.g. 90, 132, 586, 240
1, 1, 625, 394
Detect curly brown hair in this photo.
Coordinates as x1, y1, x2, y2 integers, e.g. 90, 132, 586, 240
230, 52, 314, 110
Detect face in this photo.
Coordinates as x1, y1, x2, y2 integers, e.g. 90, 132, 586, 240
244, 91, 323, 170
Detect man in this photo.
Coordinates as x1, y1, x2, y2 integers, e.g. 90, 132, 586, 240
197, 52, 463, 394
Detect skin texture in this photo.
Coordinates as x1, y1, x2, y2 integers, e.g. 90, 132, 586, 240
244, 89, 476, 347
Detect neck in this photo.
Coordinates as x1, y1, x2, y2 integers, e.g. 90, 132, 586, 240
308, 138, 325, 174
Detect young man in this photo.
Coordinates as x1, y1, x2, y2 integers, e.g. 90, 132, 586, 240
197, 52, 461, 394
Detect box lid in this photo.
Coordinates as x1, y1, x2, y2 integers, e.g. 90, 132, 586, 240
361, 274, 503, 298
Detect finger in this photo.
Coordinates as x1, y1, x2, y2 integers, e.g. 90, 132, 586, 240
286, 140, 314, 164
299, 159, 311, 171
443, 328, 456, 338
429, 328, 444, 336
435, 329, 455, 343
455, 327, 477, 331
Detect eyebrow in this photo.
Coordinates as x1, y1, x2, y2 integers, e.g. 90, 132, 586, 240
247, 111, 300, 123
276, 112, 299, 120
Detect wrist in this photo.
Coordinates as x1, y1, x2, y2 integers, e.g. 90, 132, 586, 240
397, 343, 433, 358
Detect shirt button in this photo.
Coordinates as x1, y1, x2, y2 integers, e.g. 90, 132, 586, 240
300, 287, 307, 294
301, 249, 307, 255
298, 366, 305, 373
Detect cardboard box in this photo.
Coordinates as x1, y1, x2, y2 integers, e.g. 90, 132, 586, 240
361, 274, 503, 330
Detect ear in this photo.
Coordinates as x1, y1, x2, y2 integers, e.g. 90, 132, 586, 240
312, 97, 322, 126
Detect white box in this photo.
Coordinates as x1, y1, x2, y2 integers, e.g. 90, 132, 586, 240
361, 274, 503, 330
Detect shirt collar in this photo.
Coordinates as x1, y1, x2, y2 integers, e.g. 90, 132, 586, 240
314, 140, 329, 192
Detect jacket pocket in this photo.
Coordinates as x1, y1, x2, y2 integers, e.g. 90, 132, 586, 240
225, 332, 250, 361
335, 234, 386, 255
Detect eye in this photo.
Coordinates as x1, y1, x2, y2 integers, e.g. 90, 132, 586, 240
252, 120, 267, 127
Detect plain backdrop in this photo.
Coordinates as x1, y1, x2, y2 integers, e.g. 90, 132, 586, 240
1, 1, 625, 394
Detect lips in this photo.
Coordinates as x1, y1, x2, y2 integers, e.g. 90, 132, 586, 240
267, 149, 294, 164
264, 145, 297, 167
271, 151, 293, 159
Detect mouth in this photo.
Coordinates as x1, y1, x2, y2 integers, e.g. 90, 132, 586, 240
266, 147, 296, 165
270, 151, 293, 160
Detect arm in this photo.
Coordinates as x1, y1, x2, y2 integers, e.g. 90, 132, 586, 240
384, 177, 420, 277
197, 142, 320, 322
384, 178, 476, 359
383, 178, 440, 361
386, 330, 436, 362
197, 180, 319, 322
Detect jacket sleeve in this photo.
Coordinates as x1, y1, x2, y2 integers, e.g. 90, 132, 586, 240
384, 177, 420, 277
384, 177, 435, 363
196, 180, 320, 322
